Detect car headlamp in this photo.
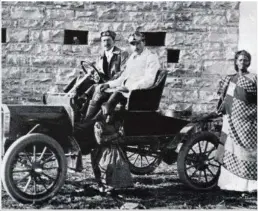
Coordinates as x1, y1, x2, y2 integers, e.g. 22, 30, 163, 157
1, 104, 10, 155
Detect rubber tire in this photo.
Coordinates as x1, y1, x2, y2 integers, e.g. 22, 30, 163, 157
124, 146, 162, 175
2, 133, 67, 204
177, 131, 220, 190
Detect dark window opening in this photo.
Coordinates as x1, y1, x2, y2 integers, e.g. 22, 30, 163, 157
142, 32, 166, 46
2, 28, 6, 43
167, 49, 180, 63
64, 30, 88, 45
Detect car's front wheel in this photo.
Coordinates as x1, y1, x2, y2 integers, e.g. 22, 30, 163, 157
2, 133, 67, 204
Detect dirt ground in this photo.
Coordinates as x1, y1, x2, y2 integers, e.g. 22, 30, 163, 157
1, 155, 257, 209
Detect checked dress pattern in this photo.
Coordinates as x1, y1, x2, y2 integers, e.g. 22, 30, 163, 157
217, 73, 257, 181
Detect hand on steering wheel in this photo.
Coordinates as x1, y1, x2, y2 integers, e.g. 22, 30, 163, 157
80, 61, 106, 83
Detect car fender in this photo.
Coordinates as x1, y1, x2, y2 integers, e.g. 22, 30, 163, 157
166, 122, 197, 152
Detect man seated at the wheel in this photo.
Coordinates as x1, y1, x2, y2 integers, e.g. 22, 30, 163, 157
81, 30, 129, 120
98, 31, 161, 119
73, 30, 128, 150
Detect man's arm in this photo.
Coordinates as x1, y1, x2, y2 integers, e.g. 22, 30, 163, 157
107, 54, 132, 88
130, 53, 161, 90
106, 70, 127, 88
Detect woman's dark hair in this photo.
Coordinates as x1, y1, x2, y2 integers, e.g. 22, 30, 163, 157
234, 50, 251, 71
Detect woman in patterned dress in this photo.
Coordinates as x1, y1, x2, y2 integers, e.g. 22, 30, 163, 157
216, 50, 257, 192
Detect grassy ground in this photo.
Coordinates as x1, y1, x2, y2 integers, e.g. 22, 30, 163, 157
1, 155, 257, 209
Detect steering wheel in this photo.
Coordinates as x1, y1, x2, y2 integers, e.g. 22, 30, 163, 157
80, 61, 106, 83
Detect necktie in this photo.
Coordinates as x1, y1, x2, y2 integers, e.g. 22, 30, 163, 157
103, 54, 109, 77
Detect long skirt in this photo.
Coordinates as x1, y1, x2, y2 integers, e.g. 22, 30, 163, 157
217, 115, 257, 192
91, 121, 133, 189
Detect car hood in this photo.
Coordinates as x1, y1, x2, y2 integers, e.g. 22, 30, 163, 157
2, 104, 74, 139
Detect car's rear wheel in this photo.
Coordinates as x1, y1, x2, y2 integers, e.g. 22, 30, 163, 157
177, 132, 221, 190
2, 133, 67, 204
124, 143, 162, 175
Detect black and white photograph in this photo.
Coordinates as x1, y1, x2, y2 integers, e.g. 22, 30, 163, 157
1, 0, 257, 209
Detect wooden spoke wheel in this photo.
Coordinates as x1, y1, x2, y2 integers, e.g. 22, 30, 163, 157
2, 134, 67, 204
124, 143, 162, 175
177, 132, 221, 190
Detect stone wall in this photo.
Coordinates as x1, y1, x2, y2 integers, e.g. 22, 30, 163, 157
238, 2, 257, 73
1, 1, 240, 114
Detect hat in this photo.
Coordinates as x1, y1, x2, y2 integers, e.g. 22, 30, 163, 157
128, 31, 145, 44
100, 30, 116, 40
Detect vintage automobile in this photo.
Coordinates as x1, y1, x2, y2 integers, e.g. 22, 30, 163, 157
1, 61, 222, 204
